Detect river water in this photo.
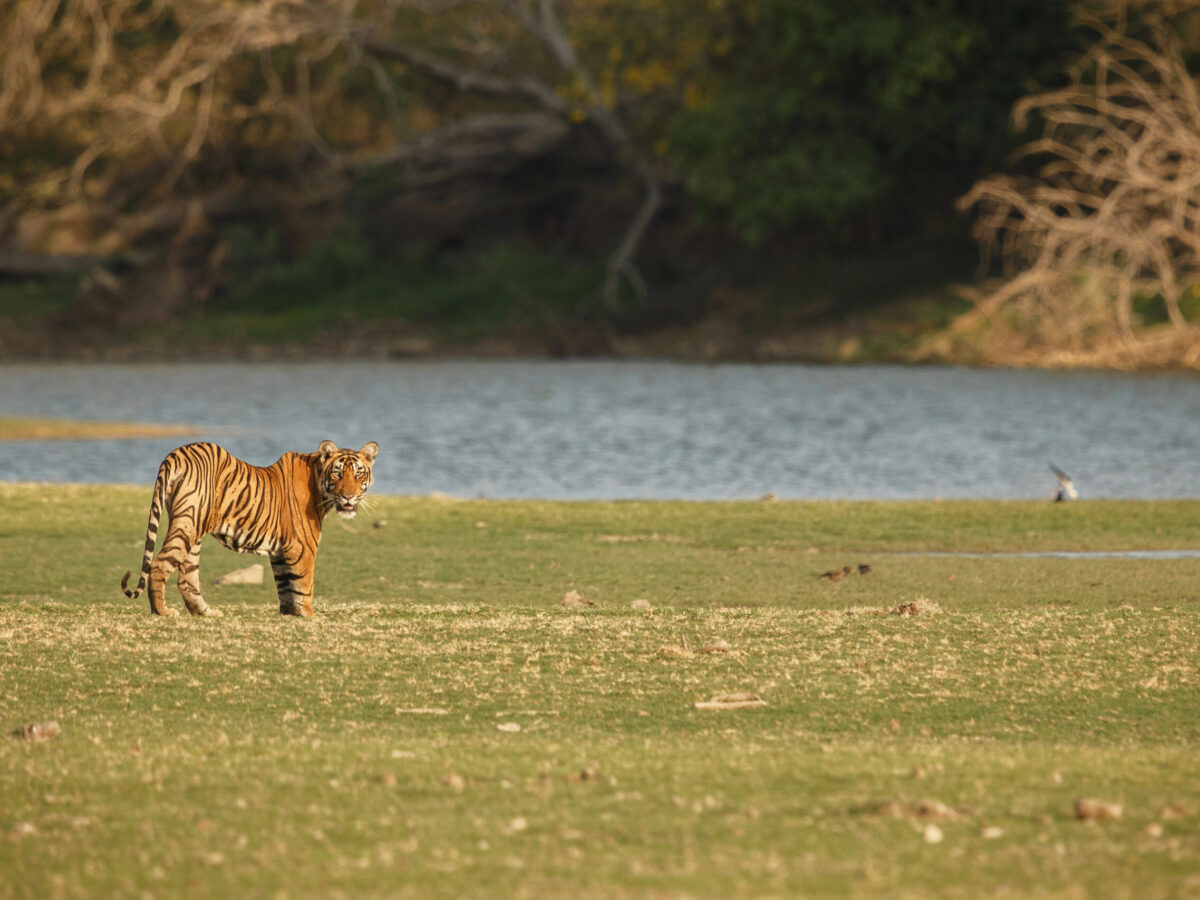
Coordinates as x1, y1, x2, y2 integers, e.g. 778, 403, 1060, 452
0, 361, 1196, 500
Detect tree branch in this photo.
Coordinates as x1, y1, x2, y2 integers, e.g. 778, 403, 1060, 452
355, 4, 668, 311
354, 31, 570, 115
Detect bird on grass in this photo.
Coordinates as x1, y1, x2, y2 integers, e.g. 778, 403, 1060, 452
1049, 463, 1078, 501
819, 566, 852, 582
857, 564, 872, 575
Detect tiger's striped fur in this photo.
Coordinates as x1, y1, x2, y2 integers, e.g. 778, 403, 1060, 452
121, 440, 378, 617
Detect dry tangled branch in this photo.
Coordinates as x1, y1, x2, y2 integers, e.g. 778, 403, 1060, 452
1, 1, 333, 199
0, 0, 664, 308
923, 9, 1200, 369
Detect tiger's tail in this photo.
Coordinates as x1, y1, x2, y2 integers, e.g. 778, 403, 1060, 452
122, 460, 171, 600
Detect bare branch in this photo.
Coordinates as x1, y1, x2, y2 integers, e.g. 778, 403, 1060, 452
356, 1, 668, 308
355, 31, 570, 114
513, 0, 665, 307
603, 175, 662, 306
932, 9, 1200, 369
341, 111, 568, 184
157, 73, 217, 197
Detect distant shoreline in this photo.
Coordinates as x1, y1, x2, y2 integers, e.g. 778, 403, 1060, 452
2, 325, 1195, 372
0, 417, 201, 441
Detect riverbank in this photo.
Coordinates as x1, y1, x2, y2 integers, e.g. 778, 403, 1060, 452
0, 241, 979, 366
6, 300, 1197, 371
5, 237, 1197, 370
0, 298, 951, 365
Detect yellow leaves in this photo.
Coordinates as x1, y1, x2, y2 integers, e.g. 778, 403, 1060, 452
620, 59, 676, 95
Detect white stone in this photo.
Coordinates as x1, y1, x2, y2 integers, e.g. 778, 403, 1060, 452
214, 564, 264, 585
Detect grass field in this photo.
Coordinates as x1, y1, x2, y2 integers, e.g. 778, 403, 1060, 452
2, 486, 1198, 898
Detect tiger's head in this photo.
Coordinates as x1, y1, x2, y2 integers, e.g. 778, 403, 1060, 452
317, 440, 379, 519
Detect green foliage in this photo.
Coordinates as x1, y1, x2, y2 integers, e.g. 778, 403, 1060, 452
204, 227, 600, 342
668, 0, 1075, 241
1134, 287, 1200, 326
0, 276, 78, 320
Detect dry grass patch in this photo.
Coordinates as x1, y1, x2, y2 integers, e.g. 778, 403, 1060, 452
0, 416, 200, 441
842, 596, 942, 617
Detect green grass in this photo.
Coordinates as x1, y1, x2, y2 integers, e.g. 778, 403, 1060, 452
0, 234, 602, 352
179, 235, 600, 346
2, 487, 1199, 898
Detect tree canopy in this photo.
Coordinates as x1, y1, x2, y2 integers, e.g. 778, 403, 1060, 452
667, 0, 1073, 240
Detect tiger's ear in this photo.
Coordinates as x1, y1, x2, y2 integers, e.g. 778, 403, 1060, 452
358, 441, 379, 463
318, 440, 338, 460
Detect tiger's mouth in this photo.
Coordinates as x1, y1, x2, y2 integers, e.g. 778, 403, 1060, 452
335, 498, 359, 517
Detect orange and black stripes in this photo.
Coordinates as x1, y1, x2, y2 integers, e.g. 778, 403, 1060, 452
121, 441, 378, 617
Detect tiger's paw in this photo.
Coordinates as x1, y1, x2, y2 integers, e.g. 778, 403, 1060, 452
198, 607, 223, 618
154, 607, 181, 617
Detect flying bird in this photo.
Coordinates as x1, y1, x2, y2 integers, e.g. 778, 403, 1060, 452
1049, 463, 1078, 501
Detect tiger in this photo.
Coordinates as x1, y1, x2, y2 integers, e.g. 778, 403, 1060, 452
121, 440, 379, 617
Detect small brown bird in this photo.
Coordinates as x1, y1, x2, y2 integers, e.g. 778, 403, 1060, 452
858, 564, 872, 575
819, 566, 852, 582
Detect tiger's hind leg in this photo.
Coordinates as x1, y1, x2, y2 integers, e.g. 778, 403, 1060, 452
271, 553, 316, 617
147, 546, 184, 617
178, 543, 222, 618
148, 523, 201, 616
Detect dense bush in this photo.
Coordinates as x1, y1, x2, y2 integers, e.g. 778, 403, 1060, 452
667, 0, 1074, 241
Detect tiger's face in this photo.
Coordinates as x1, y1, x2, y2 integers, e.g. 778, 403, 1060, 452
317, 441, 379, 519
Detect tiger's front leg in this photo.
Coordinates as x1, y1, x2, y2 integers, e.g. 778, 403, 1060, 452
271, 551, 316, 617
